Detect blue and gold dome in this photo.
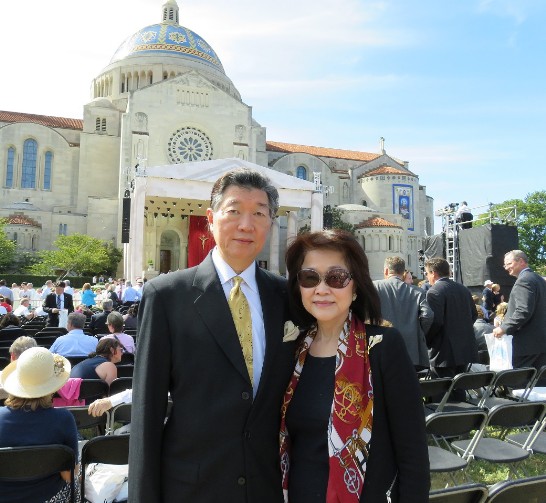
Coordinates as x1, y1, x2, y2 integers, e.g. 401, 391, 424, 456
110, 22, 225, 74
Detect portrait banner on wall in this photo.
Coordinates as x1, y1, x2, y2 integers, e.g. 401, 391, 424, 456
393, 184, 414, 231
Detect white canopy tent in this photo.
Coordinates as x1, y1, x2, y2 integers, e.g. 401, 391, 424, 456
126, 158, 322, 279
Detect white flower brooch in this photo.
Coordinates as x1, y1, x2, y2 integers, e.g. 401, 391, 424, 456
368, 334, 383, 350
283, 321, 300, 342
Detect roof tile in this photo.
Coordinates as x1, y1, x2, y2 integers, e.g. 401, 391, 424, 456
0, 110, 83, 130
266, 141, 380, 162
355, 217, 402, 229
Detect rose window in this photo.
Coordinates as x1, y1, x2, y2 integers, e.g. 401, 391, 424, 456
167, 127, 213, 163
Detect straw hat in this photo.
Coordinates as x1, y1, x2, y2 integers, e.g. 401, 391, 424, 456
0, 347, 71, 399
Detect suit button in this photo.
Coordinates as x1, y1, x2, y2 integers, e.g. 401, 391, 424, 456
241, 391, 250, 400
244, 430, 251, 440
238, 476, 246, 485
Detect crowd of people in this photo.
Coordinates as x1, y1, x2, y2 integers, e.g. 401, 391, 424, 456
0, 167, 545, 503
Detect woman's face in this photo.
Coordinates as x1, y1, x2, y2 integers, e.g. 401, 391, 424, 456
299, 249, 354, 328
111, 346, 123, 363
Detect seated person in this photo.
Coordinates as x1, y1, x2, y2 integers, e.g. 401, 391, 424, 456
12, 298, 36, 321
102, 311, 135, 354
70, 338, 122, 386
494, 302, 508, 328
49, 312, 98, 357
0, 313, 26, 340
122, 303, 138, 330
473, 305, 490, 351
0, 347, 79, 502
89, 299, 114, 335
0, 336, 38, 400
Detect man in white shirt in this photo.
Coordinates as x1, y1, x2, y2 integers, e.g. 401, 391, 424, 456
63, 279, 75, 296
13, 298, 36, 321
41, 280, 54, 300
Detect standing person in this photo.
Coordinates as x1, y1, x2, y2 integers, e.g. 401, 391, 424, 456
63, 279, 74, 297
482, 279, 495, 320
281, 230, 429, 502
455, 201, 473, 229
42, 281, 74, 327
424, 258, 478, 382
121, 281, 141, 307
493, 250, 546, 372
0, 279, 14, 303
80, 282, 97, 307
129, 169, 297, 503
373, 256, 433, 370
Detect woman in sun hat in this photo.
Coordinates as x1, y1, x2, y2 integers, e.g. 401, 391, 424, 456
0, 347, 79, 503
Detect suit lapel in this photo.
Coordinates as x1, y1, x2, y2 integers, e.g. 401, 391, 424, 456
193, 255, 250, 384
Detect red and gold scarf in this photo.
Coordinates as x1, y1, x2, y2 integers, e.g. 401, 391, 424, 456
279, 312, 373, 503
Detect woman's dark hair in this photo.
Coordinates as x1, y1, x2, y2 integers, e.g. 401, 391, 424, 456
285, 229, 382, 328
0, 313, 21, 329
90, 337, 120, 361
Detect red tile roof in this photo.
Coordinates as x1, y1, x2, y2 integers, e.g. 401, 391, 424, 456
266, 141, 380, 162
355, 217, 402, 229
0, 110, 83, 130
362, 165, 416, 177
7, 214, 42, 227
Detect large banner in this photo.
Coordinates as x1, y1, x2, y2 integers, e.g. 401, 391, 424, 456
392, 184, 414, 231
187, 216, 215, 267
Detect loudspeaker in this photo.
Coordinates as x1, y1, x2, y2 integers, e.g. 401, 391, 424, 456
121, 197, 131, 243
458, 224, 518, 288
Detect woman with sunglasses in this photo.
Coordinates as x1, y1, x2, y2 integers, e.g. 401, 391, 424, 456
280, 229, 429, 503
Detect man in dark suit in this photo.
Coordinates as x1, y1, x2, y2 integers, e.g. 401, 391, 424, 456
373, 256, 433, 370
424, 258, 478, 383
129, 169, 297, 503
42, 280, 74, 327
89, 299, 114, 335
493, 250, 546, 372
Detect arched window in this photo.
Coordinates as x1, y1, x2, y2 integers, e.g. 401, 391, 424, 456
5, 147, 14, 188
388, 236, 393, 251
31, 235, 37, 251
13, 232, 18, 243
95, 118, 101, 131
44, 151, 53, 190
101, 119, 107, 132
21, 139, 37, 188
296, 166, 307, 180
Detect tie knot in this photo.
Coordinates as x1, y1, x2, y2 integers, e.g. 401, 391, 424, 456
232, 276, 243, 289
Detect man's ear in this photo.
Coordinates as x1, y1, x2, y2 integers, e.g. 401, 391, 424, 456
384, 267, 389, 279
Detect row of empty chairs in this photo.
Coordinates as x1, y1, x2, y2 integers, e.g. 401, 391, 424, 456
429, 475, 546, 502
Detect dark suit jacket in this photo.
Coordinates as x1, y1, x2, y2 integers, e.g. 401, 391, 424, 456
128, 254, 296, 503
90, 310, 112, 335
42, 292, 74, 327
501, 268, 546, 357
426, 278, 478, 368
360, 325, 430, 502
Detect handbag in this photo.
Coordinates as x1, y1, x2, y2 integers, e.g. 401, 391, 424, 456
485, 333, 513, 371
85, 463, 128, 503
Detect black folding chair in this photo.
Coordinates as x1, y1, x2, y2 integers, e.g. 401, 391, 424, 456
109, 403, 132, 434
66, 406, 109, 438
115, 365, 134, 378
81, 435, 129, 502
471, 368, 536, 409
420, 377, 453, 415
0, 356, 10, 370
0, 444, 76, 503
521, 365, 546, 400
451, 402, 546, 478
79, 379, 109, 405
109, 377, 133, 396
430, 371, 496, 413
487, 474, 546, 503
428, 483, 488, 503
506, 413, 546, 455
37, 326, 68, 336
427, 410, 488, 485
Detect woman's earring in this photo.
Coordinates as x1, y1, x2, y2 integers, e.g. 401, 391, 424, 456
352, 293, 357, 301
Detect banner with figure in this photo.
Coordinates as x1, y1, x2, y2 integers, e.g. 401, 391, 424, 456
393, 184, 414, 231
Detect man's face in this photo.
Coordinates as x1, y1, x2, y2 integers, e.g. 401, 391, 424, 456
425, 268, 439, 285
206, 186, 272, 273
55, 286, 64, 295
504, 254, 526, 277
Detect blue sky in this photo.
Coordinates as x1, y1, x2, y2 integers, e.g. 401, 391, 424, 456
2, 0, 544, 230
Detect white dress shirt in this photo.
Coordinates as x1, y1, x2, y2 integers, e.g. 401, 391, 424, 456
211, 247, 266, 396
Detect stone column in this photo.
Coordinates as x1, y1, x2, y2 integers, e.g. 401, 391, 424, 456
287, 211, 297, 246
269, 217, 280, 274
311, 192, 324, 231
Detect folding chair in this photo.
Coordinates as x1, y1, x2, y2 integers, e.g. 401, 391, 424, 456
428, 483, 488, 503
427, 410, 488, 484
429, 371, 496, 413
66, 406, 109, 438
109, 403, 132, 434
109, 377, 133, 396
506, 413, 546, 455
451, 402, 546, 478
79, 379, 109, 405
469, 367, 536, 409
487, 474, 546, 503
115, 365, 134, 378
0, 444, 76, 503
81, 435, 129, 502
37, 326, 68, 336
420, 377, 453, 415
0, 356, 10, 370
520, 365, 546, 400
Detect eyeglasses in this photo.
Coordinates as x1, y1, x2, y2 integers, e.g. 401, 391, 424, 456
297, 268, 352, 289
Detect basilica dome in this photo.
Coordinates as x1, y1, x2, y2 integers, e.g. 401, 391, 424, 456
110, 22, 225, 74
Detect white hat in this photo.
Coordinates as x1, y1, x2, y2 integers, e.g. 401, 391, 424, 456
484, 280, 493, 287
0, 347, 71, 399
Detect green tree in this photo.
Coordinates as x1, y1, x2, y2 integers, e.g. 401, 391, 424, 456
478, 191, 546, 270
0, 218, 16, 272
29, 234, 121, 276
299, 205, 355, 235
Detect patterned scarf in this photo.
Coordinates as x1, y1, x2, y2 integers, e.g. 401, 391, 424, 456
279, 312, 373, 503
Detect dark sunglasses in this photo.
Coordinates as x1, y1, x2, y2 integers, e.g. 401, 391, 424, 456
297, 268, 353, 289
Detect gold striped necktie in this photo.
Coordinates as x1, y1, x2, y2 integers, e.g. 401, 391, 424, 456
228, 276, 253, 384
